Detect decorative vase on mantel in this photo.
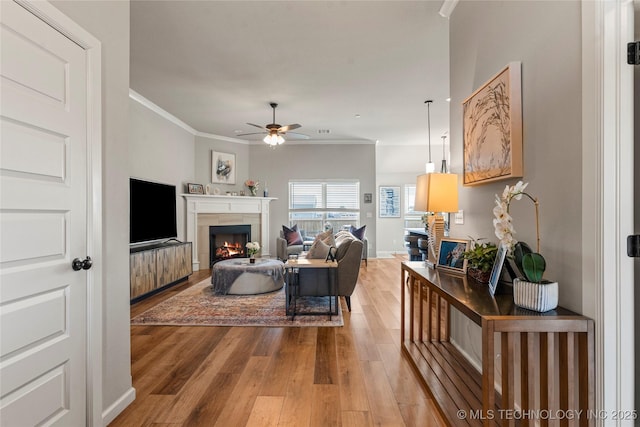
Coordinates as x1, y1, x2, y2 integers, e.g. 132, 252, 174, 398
249, 186, 257, 197
249, 255, 256, 264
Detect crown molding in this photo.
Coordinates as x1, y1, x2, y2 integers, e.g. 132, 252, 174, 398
129, 89, 249, 144
129, 89, 375, 146
439, 0, 459, 18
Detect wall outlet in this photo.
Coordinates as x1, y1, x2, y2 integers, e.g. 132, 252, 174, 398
454, 210, 464, 225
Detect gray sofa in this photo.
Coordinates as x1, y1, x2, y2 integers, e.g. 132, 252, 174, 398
277, 230, 368, 265
287, 232, 364, 311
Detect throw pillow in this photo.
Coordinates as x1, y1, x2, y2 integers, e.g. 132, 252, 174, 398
349, 224, 366, 240
307, 239, 331, 259
315, 228, 335, 247
282, 224, 303, 246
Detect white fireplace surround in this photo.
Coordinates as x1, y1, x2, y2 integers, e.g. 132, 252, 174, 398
182, 194, 276, 271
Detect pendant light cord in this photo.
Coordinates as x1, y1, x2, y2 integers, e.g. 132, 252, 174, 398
425, 100, 433, 163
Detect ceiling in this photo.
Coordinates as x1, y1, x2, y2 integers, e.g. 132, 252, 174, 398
130, 1, 451, 147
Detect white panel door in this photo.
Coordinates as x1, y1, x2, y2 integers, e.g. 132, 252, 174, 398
0, 1, 89, 425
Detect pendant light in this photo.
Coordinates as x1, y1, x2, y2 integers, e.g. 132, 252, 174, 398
441, 135, 448, 173
425, 100, 435, 173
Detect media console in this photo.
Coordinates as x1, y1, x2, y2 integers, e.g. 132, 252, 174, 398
130, 241, 193, 302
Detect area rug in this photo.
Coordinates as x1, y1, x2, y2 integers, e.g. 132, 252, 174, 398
131, 277, 343, 327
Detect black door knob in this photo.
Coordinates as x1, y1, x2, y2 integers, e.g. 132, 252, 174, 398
72, 256, 93, 271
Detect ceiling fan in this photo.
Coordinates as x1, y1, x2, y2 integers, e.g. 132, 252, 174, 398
237, 102, 310, 146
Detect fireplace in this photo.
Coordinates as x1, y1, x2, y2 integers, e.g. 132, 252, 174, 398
209, 224, 251, 267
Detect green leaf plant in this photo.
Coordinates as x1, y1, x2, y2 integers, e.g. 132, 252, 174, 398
463, 238, 498, 273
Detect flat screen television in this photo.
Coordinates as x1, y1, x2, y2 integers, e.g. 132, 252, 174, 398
130, 178, 177, 244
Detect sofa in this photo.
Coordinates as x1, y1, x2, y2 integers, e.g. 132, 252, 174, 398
277, 230, 368, 265
287, 231, 364, 311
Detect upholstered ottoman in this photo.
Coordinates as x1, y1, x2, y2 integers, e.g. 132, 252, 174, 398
212, 258, 285, 295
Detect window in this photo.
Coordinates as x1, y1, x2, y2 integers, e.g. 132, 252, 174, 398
404, 184, 420, 216
289, 180, 360, 237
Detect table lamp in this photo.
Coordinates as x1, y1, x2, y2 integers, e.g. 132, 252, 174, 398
414, 173, 459, 267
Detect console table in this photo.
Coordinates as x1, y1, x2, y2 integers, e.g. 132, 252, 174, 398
401, 261, 594, 427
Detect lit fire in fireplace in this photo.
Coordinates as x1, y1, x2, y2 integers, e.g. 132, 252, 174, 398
215, 241, 244, 260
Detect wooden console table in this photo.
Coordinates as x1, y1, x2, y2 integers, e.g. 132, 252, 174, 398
401, 261, 594, 427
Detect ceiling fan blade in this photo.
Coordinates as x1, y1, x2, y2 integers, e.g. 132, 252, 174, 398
278, 123, 301, 133
236, 131, 267, 137
283, 131, 311, 139
246, 122, 267, 130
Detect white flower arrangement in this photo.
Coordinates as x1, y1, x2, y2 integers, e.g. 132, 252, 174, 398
245, 241, 260, 256
493, 181, 539, 253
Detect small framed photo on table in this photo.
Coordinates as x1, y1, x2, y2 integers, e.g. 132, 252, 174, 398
437, 238, 469, 275
488, 243, 508, 295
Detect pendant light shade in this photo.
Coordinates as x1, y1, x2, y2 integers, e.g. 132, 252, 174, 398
263, 132, 284, 146
441, 135, 448, 173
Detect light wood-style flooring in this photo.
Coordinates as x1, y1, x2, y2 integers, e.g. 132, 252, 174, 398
111, 256, 446, 427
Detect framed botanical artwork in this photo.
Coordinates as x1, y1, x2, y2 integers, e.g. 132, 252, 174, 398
187, 183, 204, 194
436, 238, 469, 275
488, 243, 508, 295
462, 62, 523, 186
379, 186, 401, 218
211, 151, 236, 184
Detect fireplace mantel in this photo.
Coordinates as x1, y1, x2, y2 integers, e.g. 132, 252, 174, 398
182, 194, 276, 271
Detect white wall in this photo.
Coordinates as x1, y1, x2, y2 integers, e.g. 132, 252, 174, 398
129, 98, 195, 240
448, 1, 583, 365
248, 142, 376, 257
50, 0, 133, 419
194, 135, 250, 195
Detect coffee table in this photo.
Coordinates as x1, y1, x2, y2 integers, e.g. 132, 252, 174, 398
284, 258, 338, 320
212, 258, 284, 295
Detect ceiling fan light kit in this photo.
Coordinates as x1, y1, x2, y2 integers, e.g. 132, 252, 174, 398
264, 133, 284, 146
237, 102, 308, 146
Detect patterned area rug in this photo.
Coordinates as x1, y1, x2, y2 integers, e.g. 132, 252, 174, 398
131, 277, 343, 327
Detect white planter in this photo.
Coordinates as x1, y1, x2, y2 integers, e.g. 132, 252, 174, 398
513, 278, 558, 312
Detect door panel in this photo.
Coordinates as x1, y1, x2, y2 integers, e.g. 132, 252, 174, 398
0, 1, 88, 425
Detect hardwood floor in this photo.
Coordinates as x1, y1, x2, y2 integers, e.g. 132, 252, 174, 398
111, 256, 446, 427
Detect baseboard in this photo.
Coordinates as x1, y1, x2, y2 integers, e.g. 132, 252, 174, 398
102, 386, 136, 426
376, 251, 395, 259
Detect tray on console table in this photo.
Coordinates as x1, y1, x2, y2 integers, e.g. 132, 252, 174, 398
400, 261, 594, 427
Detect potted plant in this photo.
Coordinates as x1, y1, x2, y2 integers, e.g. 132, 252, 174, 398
462, 238, 498, 284
246, 241, 260, 263
493, 181, 557, 312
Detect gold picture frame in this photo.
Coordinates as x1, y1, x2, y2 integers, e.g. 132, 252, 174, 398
462, 62, 523, 186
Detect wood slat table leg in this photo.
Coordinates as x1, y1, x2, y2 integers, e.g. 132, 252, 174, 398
540, 332, 549, 427
501, 332, 515, 427
482, 318, 495, 427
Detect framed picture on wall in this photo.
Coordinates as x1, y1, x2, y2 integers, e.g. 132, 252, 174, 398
379, 186, 400, 218
211, 151, 236, 184
462, 62, 523, 186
